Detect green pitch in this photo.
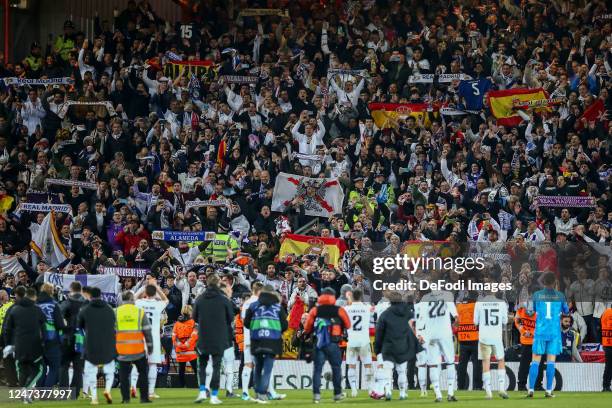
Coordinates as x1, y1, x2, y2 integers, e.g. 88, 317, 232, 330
3, 390, 611, 407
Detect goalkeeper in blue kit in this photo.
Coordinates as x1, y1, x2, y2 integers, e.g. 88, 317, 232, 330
527, 273, 569, 398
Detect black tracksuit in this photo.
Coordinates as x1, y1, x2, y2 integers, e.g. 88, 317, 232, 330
3, 297, 46, 387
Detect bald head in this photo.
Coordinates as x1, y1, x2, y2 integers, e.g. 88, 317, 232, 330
0, 289, 8, 303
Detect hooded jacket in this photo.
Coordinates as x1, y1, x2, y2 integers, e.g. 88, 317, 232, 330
3, 297, 46, 361
243, 290, 288, 356
77, 298, 116, 364
374, 302, 418, 364
192, 286, 235, 355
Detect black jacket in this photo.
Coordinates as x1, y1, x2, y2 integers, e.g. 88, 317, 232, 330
3, 297, 46, 361
374, 303, 418, 364
77, 298, 116, 364
60, 293, 87, 351
243, 291, 288, 356
192, 286, 235, 355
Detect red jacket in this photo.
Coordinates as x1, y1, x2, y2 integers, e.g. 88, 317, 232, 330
114, 228, 151, 256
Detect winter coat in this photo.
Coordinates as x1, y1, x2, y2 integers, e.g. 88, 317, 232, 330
3, 297, 46, 361
243, 291, 288, 356
192, 286, 235, 355
77, 298, 117, 364
374, 302, 418, 364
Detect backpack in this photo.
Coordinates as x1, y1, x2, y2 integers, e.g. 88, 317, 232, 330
314, 317, 332, 349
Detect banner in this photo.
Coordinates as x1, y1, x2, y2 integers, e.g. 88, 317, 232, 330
272, 173, 344, 218
279, 233, 348, 267
487, 88, 548, 126
2, 77, 74, 86
30, 211, 68, 267
368, 102, 437, 129
151, 230, 216, 242
267, 360, 605, 391
44, 272, 120, 304
534, 195, 596, 208
292, 152, 325, 163
238, 8, 288, 17
18, 202, 73, 214
45, 178, 98, 190
57, 100, 116, 119
327, 69, 367, 78
218, 75, 259, 84
185, 200, 230, 212
0, 253, 27, 275
408, 73, 472, 84
164, 59, 218, 81
100, 266, 149, 278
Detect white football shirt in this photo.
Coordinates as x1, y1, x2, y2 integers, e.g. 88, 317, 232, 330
136, 299, 168, 363
420, 291, 457, 340
474, 295, 508, 345
345, 302, 372, 347
413, 301, 427, 337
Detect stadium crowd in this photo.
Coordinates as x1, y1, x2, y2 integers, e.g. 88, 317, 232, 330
0, 0, 611, 402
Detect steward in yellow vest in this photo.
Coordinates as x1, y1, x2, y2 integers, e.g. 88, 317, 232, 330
115, 291, 153, 403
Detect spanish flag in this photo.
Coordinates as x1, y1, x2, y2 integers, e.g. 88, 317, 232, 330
279, 233, 348, 267
487, 88, 548, 126
369, 103, 435, 129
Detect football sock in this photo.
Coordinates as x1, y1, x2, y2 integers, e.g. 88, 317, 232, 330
528, 361, 540, 391
498, 368, 506, 392
446, 363, 456, 396
430, 365, 442, 399
483, 371, 491, 394
348, 367, 357, 392
545, 362, 555, 392
418, 366, 427, 392
241, 366, 251, 394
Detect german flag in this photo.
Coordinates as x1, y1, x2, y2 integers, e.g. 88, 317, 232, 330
279, 233, 348, 267
368, 102, 435, 129
487, 88, 548, 126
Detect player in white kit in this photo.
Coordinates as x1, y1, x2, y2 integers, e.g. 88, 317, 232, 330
132, 283, 168, 399
344, 289, 373, 397
420, 290, 458, 402
410, 297, 430, 397
474, 293, 509, 399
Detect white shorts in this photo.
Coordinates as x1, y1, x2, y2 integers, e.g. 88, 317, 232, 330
427, 337, 454, 365
346, 344, 372, 365
478, 341, 505, 361
243, 344, 253, 365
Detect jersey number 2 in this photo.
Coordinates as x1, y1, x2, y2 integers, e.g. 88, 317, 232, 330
352, 315, 362, 331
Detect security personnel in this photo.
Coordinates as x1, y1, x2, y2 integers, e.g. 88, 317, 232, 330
202, 233, 240, 263
602, 306, 612, 392
0, 289, 16, 386
514, 306, 543, 390
456, 295, 482, 390
115, 291, 153, 403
